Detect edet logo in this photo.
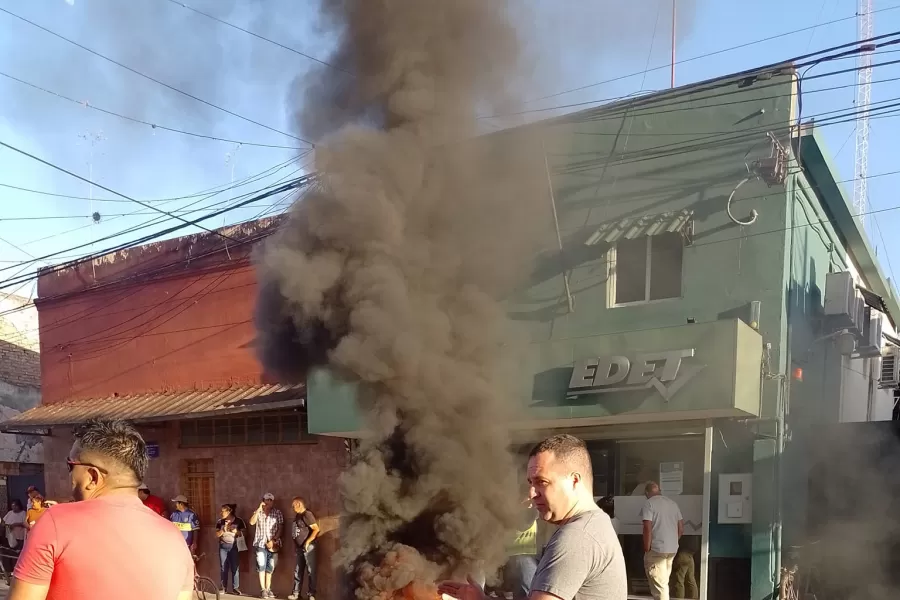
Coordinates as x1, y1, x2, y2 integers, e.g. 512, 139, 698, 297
567, 348, 705, 402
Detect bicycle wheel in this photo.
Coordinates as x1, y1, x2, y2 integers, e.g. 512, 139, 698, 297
194, 575, 222, 600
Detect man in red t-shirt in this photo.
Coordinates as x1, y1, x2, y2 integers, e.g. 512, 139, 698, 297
11, 419, 194, 600
138, 484, 168, 518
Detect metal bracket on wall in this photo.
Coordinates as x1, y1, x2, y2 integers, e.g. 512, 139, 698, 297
726, 133, 788, 226
754, 132, 788, 187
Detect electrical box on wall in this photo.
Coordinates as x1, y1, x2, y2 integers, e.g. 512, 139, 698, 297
718, 473, 752, 524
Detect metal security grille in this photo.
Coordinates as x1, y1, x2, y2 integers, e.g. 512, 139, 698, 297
179, 411, 311, 448
182, 458, 215, 527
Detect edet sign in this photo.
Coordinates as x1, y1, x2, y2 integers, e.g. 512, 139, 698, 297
567, 348, 705, 402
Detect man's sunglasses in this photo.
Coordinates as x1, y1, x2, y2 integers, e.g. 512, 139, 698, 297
66, 459, 108, 474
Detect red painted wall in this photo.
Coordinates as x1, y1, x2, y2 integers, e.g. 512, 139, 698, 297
35, 222, 277, 405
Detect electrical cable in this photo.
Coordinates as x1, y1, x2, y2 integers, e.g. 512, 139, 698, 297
0, 70, 306, 150
2, 93, 895, 297
7, 41, 900, 316
0, 166, 306, 280
0, 138, 242, 243
0, 7, 313, 147
0, 176, 313, 291
161, 0, 350, 75
487, 49, 900, 126
518, 4, 900, 105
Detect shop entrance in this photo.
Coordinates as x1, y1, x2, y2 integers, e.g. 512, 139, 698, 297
605, 438, 704, 599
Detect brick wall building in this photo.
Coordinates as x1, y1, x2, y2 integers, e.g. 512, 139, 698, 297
0, 294, 44, 506
1, 218, 348, 598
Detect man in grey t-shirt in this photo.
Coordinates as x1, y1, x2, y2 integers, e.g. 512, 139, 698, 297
439, 434, 626, 600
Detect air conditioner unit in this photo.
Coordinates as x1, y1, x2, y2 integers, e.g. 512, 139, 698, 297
857, 310, 884, 358
824, 272, 863, 331
879, 346, 900, 389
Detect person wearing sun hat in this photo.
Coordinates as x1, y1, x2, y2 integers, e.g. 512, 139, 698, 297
170, 494, 201, 556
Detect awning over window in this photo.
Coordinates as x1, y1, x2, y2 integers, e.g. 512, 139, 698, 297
584, 209, 694, 246
0, 383, 305, 432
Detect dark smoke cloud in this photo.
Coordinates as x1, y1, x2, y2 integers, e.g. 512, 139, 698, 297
255, 0, 556, 597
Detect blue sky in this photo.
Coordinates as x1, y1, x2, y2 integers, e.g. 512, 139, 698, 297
1, 0, 899, 299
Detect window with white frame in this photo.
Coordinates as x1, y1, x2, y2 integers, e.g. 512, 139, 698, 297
610, 232, 684, 305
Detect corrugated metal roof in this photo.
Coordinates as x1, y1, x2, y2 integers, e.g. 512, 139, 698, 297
0, 383, 305, 431
584, 209, 694, 246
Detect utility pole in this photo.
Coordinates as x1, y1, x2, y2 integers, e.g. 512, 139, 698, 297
855, 0, 874, 232
224, 143, 242, 225
671, 0, 677, 88
77, 131, 105, 277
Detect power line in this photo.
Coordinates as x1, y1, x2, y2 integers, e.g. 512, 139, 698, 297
0, 7, 313, 147
0, 176, 312, 291
0, 152, 307, 205
0, 139, 239, 242
0, 163, 302, 277
520, 3, 900, 105
484, 44, 900, 123
162, 0, 350, 75
0, 70, 306, 150
3, 91, 893, 291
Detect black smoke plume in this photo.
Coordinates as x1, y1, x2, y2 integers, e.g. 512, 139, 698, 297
255, 0, 554, 598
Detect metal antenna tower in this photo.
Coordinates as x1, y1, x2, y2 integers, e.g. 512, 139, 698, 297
855, 0, 874, 232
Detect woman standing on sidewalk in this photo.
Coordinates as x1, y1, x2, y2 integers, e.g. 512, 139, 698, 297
216, 503, 246, 596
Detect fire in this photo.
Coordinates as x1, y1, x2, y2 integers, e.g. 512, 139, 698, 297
400, 582, 441, 600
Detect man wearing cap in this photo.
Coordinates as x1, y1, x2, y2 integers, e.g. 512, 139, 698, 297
249, 492, 284, 598
170, 495, 201, 556
138, 484, 167, 518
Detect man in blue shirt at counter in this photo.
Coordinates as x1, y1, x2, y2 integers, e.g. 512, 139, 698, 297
170, 494, 201, 556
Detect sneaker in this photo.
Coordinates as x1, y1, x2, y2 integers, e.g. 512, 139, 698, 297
260, 591, 269, 599
288, 594, 300, 600
268, 591, 277, 599
233, 590, 244, 597
309, 595, 316, 600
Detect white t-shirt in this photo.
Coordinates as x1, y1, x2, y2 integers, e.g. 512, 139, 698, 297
3, 510, 26, 547
639, 495, 683, 554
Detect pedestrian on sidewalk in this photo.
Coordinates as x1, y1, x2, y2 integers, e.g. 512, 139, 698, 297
217, 503, 246, 596
170, 495, 201, 557
9, 418, 194, 600
1, 500, 26, 573
640, 482, 684, 600
250, 492, 283, 599
138, 484, 168, 518
288, 497, 320, 600
24, 496, 47, 531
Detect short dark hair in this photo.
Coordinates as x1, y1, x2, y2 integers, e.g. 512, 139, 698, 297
529, 434, 593, 483
292, 496, 306, 505
74, 418, 148, 482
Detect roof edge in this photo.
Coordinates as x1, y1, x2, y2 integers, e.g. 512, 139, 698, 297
798, 127, 900, 327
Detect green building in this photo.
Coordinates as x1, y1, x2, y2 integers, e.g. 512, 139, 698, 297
305, 66, 899, 600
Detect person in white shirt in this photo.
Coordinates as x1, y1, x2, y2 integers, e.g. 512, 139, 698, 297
2, 499, 27, 571
640, 482, 683, 600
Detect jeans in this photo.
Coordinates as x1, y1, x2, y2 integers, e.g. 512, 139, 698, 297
502, 554, 537, 600
293, 543, 317, 595
255, 546, 278, 574
644, 551, 676, 600
220, 545, 240, 590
